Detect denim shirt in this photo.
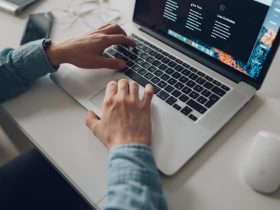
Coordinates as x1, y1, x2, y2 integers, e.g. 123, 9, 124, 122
0, 39, 168, 210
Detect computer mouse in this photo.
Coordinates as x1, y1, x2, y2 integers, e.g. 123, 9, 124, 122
242, 131, 280, 194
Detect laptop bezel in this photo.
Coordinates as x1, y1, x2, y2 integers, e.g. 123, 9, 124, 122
132, 0, 280, 90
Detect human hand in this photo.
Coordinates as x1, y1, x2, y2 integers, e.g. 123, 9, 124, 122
46, 24, 135, 69
86, 79, 154, 150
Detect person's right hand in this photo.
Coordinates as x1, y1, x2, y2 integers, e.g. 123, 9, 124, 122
46, 24, 136, 70
86, 79, 154, 150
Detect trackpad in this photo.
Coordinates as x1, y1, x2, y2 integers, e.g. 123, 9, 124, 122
89, 89, 106, 110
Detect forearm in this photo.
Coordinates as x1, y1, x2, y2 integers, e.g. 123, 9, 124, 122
0, 39, 57, 103
105, 145, 168, 210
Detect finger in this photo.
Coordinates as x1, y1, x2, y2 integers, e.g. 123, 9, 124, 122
99, 24, 127, 36
142, 84, 154, 106
104, 81, 117, 104
97, 23, 112, 31
85, 111, 100, 135
117, 79, 129, 97
129, 81, 139, 101
105, 34, 136, 48
94, 56, 127, 70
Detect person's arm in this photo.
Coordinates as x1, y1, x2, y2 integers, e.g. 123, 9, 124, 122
107, 145, 168, 210
0, 24, 135, 103
86, 80, 168, 210
0, 39, 57, 103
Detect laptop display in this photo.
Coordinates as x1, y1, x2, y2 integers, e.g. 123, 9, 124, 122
133, 0, 280, 88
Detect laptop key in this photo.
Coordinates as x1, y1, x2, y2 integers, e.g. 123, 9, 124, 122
138, 68, 147, 75
165, 85, 175, 93
189, 114, 198, 121
148, 66, 157, 73
166, 96, 177, 105
144, 72, 154, 80
189, 91, 199, 99
154, 70, 163, 77
175, 59, 183, 64
203, 82, 214, 89
212, 86, 226, 97
158, 81, 167, 88
172, 72, 181, 79
131, 64, 141, 72
147, 56, 155, 63
179, 94, 189, 102
201, 89, 211, 97
186, 80, 196, 88
182, 86, 192, 95
142, 62, 150, 68
209, 94, 220, 102
205, 99, 218, 108
213, 80, 221, 86
175, 65, 184, 72
168, 61, 177, 68
161, 74, 170, 81
166, 68, 175, 75
127, 60, 135, 67
181, 106, 193, 116
197, 71, 205, 77
182, 69, 191, 76
179, 76, 188, 83
197, 96, 207, 104
221, 84, 230, 91
174, 82, 184, 90
187, 99, 207, 114
194, 84, 204, 92
188, 73, 198, 80
189, 67, 198, 73
151, 76, 160, 84
183, 63, 190, 68
159, 64, 168, 71
171, 90, 181, 97
161, 57, 170, 63
205, 75, 213, 81
173, 104, 182, 111
157, 91, 169, 100
152, 60, 161, 67
197, 77, 206, 85
167, 78, 177, 85
125, 70, 160, 93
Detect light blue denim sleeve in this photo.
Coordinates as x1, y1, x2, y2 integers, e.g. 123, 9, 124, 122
0, 39, 57, 103
106, 144, 168, 210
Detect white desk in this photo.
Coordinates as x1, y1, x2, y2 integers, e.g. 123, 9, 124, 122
1, 1, 280, 209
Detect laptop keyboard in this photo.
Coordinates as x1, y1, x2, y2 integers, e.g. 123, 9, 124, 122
104, 34, 231, 122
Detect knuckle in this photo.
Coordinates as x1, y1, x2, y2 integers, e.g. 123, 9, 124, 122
100, 34, 109, 42
104, 97, 114, 107
112, 23, 120, 29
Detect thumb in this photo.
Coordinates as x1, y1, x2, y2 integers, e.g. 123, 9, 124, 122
86, 111, 100, 135
97, 57, 127, 70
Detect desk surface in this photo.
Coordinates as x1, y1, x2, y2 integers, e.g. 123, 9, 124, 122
1, 1, 280, 209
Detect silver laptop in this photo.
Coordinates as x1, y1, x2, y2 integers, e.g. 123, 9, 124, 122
51, 0, 280, 175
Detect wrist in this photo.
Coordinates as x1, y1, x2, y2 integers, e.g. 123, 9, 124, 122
109, 137, 150, 150
45, 43, 65, 67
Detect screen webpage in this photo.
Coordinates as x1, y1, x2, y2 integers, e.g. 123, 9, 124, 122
135, 0, 280, 80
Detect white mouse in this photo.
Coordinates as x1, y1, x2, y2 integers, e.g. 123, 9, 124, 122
242, 131, 280, 194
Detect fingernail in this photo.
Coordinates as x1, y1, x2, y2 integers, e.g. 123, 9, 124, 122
119, 61, 127, 69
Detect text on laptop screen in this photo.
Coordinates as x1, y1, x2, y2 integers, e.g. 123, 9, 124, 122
134, 0, 280, 80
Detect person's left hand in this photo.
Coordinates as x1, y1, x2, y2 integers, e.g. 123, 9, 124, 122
46, 24, 136, 70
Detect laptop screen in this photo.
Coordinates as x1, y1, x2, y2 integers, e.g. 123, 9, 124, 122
133, 0, 280, 88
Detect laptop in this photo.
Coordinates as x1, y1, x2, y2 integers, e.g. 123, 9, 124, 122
51, 0, 280, 175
